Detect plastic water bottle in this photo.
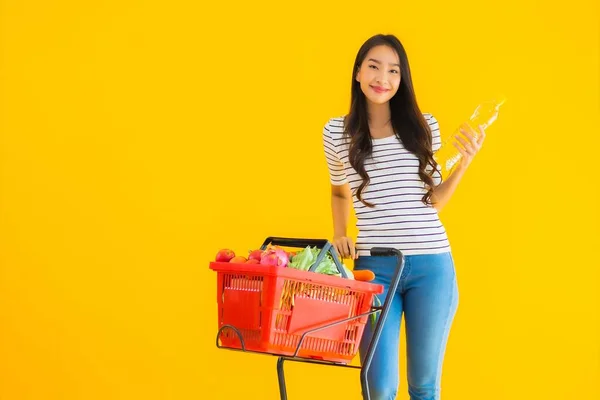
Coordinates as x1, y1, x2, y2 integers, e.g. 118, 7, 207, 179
433, 97, 506, 177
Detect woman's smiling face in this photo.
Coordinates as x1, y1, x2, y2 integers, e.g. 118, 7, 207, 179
355, 45, 401, 105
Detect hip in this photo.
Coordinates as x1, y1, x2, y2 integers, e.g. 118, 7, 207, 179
353, 251, 455, 282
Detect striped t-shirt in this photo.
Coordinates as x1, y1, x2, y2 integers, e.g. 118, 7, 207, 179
323, 113, 451, 257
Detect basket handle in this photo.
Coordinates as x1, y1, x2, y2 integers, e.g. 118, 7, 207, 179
259, 237, 349, 279
260, 237, 329, 249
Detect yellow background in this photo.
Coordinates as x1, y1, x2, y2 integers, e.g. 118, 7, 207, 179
1, 0, 598, 399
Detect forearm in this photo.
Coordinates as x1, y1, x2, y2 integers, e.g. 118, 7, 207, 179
431, 164, 468, 212
331, 194, 351, 237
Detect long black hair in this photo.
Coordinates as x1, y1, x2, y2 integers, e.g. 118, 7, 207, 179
343, 34, 438, 208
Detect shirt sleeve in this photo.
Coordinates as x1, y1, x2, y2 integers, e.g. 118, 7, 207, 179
428, 114, 442, 153
425, 113, 443, 185
322, 119, 348, 185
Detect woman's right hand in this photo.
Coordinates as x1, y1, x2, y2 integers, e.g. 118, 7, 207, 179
332, 236, 357, 259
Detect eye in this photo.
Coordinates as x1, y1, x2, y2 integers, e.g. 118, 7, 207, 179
369, 65, 378, 70
390, 70, 399, 74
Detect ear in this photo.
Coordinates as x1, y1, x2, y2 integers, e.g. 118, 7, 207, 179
355, 67, 361, 82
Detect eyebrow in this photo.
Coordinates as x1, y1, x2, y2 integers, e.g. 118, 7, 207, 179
368, 58, 400, 68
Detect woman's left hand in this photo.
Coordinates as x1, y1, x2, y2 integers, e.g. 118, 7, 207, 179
453, 124, 486, 170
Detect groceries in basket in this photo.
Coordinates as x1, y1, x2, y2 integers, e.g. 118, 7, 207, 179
213, 244, 375, 281
287, 245, 354, 279
214, 246, 290, 266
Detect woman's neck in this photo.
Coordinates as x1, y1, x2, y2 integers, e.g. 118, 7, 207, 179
367, 102, 393, 135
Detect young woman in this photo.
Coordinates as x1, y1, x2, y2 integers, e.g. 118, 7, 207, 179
322, 34, 485, 399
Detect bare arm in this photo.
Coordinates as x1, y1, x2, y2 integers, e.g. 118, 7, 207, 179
431, 124, 486, 212
330, 183, 356, 259
430, 164, 467, 212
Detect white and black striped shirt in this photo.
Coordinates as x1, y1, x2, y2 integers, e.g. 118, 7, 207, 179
323, 113, 451, 257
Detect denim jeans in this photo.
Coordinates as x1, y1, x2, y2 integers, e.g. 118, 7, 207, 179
354, 252, 459, 400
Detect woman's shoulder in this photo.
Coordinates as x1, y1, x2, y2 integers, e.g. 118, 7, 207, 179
323, 115, 346, 133
422, 112, 439, 127
422, 112, 435, 120
322, 115, 348, 153
323, 115, 347, 144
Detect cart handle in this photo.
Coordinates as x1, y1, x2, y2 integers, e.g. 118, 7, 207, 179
259, 237, 349, 279
370, 247, 399, 257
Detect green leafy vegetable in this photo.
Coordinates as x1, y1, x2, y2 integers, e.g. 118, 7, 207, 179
288, 246, 354, 279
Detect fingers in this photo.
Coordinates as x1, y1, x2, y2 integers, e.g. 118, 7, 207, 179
333, 240, 346, 258
452, 141, 469, 157
334, 242, 344, 258
342, 239, 351, 258
333, 237, 357, 259
452, 124, 487, 168
342, 237, 355, 259
477, 125, 486, 145
457, 126, 484, 155
455, 133, 476, 156
460, 124, 486, 146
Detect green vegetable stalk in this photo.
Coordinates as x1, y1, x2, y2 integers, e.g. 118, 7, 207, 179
370, 294, 382, 330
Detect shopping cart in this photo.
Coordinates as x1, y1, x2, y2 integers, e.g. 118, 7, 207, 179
210, 237, 404, 400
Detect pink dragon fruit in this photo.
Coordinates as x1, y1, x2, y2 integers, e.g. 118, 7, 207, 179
260, 248, 289, 267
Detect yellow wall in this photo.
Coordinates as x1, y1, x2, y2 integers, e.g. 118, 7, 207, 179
1, 1, 598, 399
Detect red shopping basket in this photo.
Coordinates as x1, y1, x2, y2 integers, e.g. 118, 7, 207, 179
209, 238, 384, 364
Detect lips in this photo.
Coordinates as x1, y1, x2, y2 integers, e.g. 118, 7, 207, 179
371, 86, 389, 94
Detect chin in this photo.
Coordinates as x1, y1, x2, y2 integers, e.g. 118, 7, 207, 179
366, 95, 392, 105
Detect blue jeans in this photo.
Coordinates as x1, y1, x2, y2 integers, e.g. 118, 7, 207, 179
354, 252, 459, 400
